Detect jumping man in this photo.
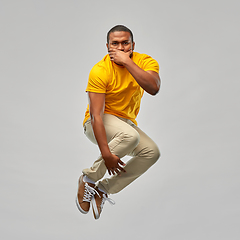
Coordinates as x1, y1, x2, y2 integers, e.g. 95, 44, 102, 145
76, 25, 161, 219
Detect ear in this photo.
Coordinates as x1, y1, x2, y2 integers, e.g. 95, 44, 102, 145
132, 42, 135, 51
106, 43, 109, 50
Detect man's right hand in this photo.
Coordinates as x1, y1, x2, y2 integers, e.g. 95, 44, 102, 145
108, 48, 132, 66
103, 153, 126, 176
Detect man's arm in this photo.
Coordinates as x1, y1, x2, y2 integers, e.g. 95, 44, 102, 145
88, 92, 126, 175
108, 49, 161, 95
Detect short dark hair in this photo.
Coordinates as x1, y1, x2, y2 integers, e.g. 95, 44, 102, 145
107, 25, 134, 43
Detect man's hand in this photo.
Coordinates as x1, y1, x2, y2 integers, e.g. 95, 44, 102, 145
108, 49, 132, 65
103, 153, 126, 176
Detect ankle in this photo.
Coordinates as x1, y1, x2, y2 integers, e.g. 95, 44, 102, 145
97, 187, 107, 195
83, 175, 95, 185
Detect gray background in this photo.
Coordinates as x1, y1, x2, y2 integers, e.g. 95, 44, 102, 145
1, 0, 239, 239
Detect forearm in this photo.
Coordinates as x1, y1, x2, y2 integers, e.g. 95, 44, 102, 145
90, 114, 111, 158
123, 59, 160, 95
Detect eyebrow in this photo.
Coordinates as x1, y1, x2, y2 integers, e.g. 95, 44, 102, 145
111, 40, 130, 43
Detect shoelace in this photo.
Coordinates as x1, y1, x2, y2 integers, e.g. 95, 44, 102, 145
83, 183, 100, 202
100, 193, 115, 211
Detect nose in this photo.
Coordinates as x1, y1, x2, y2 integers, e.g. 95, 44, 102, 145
117, 43, 124, 51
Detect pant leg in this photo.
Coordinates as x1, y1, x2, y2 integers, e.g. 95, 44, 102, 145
82, 114, 140, 182
97, 124, 160, 194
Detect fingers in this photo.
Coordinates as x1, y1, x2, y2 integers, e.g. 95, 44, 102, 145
116, 162, 126, 174
118, 159, 126, 172
107, 165, 126, 176
117, 167, 126, 173
108, 49, 132, 63
108, 48, 116, 53
115, 168, 120, 175
108, 50, 115, 61
118, 166, 126, 173
108, 49, 117, 61
108, 168, 118, 176
111, 169, 124, 176
118, 159, 126, 166
108, 49, 131, 54
104, 154, 126, 175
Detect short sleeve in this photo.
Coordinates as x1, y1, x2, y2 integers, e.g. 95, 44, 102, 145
86, 65, 108, 93
141, 54, 159, 73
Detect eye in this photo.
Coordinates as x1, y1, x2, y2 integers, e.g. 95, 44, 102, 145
112, 42, 118, 46
123, 41, 130, 45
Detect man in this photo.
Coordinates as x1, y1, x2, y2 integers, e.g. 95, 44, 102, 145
76, 25, 161, 219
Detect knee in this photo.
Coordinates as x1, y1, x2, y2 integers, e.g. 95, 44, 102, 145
122, 129, 140, 151
143, 143, 160, 164
152, 145, 160, 163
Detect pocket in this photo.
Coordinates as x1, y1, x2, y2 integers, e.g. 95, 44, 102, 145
83, 118, 91, 134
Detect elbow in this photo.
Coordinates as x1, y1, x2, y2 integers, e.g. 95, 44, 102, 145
152, 88, 159, 96
90, 112, 103, 124
150, 78, 161, 95
150, 86, 160, 96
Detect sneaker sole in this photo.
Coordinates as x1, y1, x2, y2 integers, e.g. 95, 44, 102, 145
75, 180, 89, 214
76, 196, 88, 214
91, 197, 100, 219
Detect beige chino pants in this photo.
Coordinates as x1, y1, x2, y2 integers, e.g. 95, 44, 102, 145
82, 114, 160, 194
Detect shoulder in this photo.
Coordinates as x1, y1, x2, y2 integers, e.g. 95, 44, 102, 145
133, 52, 159, 72
88, 55, 111, 87
90, 55, 112, 76
133, 52, 158, 62
91, 54, 112, 72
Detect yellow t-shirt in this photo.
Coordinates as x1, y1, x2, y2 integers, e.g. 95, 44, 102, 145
83, 52, 159, 125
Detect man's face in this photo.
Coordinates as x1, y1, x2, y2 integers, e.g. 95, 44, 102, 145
106, 31, 135, 53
